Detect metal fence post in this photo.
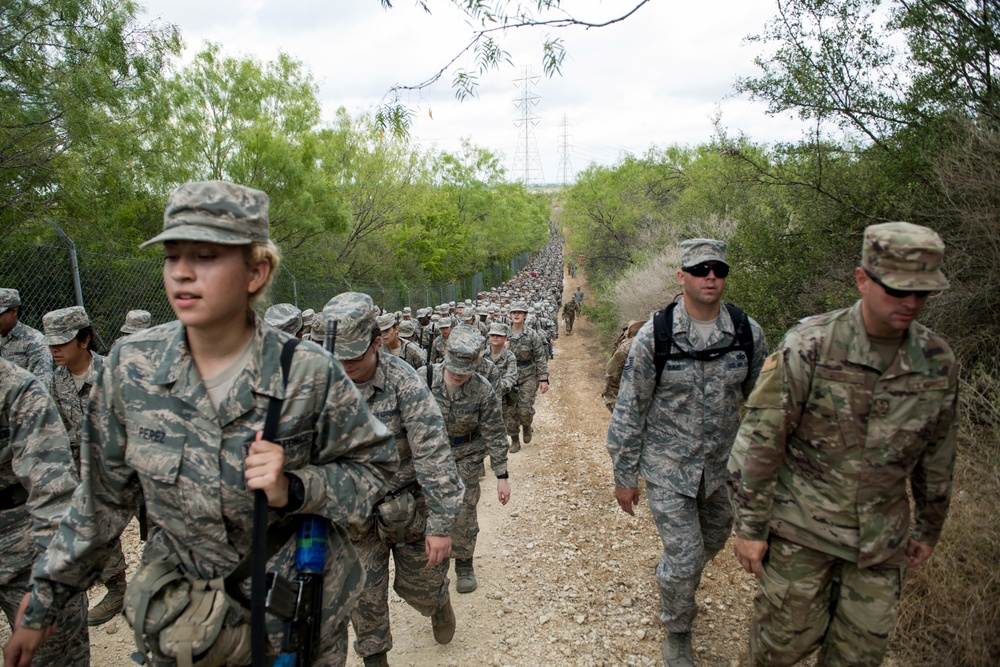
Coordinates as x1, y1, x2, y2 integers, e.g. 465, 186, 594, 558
48, 220, 84, 309
281, 264, 299, 307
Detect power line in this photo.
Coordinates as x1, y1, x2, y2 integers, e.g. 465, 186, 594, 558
511, 66, 545, 186
557, 114, 573, 184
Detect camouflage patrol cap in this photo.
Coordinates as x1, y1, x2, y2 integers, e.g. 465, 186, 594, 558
399, 320, 416, 337
461, 308, 477, 322
510, 301, 529, 313
0, 288, 21, 315
301, 308, 316, 328
322, 292, 378, 361
42, 306, 89, 345
141, 181, 269, 248
437, 316, 453, 330
309, 315, 326, 343
488, 322, 509, 337
444, 326, 483, 375
402, 306, 412, 316
121, 309, 152, 334
436, 304, 450, 316
264, 303, 303, 335
862, 222, 950, 291
376, 312, 397, 331
680, 238, 727, 268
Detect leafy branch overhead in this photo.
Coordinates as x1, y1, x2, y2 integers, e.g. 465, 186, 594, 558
376, 0, 652, 134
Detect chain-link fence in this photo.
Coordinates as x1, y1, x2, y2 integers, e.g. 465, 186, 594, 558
0, 225, 535, 353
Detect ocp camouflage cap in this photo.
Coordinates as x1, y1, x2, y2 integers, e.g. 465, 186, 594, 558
444, 326, 483, 375
680, 238, 727, 268
0, 288, 21, 315
264, 303, 303, 335
862, 222, 950, 291
121, 309, 151, 334
376, 312, 397, 331
42, 306, 89, 346
322, 292, 378, 361
141, 181, 269, 248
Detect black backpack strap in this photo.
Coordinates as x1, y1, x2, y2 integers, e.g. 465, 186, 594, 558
654, 303, 755, 386
723, 303, 754, 357
652, 303, 677, 388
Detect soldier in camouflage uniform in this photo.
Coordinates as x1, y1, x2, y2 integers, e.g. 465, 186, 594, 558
728, 222, 958, 667
0, 358, 89, 666
5, 181, 397, 667
506, 301, 549, 450
602, 320, 646, 412
486, 322, 519, 449
429, 317, 452, 364
377, 312, 425, 371
0, 289, 53, 385
607, 239, 767, 667
561, 296, 578, 335
116, 309, 152, 345
427, 328, 510, 594
323, 294, 464, 667
264, 302, 303, 337
42, 306, 130, 627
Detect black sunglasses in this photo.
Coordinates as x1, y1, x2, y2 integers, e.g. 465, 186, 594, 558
863, 268, 933, 299
683, 262, 730, 279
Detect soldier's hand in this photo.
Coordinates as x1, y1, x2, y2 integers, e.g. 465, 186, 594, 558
425, 536, 451, 568
614, 486, 639, 516
497, 479, 511, 505
905, 538, 934, 568
539, 380, 549, 394
732, 536, 768, 578
4, 592, 54, 667
246, 432, 289, 508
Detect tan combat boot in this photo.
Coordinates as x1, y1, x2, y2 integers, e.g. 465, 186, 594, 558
431, 597, 456, 644
88, 572, 126, 626
522, 423, 533, 444
455, 558, 477, 594
508, 433, 521, 453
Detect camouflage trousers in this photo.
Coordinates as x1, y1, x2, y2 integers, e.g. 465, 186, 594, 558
0, 570, 89, 666
349, 493, 450, 659
564, 312, 575, 333
502, 391, 519, 437
750, 536, 902, 667
99, 536, 127, 583
451, 455, 483, 561
647, 481, 732, 633
509, 375, 539, 432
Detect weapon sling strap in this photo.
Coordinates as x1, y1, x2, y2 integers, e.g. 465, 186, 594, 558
653, 303, 754, 387
251, 337, 301, 667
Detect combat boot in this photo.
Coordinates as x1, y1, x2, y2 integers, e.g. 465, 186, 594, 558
363, 653, 389, 667
88, 572, 126, 626
431, 597, 456, 644
522, 424, 533, 444
509, 433, 521, 453
455, 558, 477, 593
662, 631, 694, 667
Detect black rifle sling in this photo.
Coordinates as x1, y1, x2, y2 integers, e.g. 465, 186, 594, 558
653, 303, 753, 387
251, 337, 301, 667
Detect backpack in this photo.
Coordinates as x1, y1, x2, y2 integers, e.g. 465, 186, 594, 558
652, 303, 754, 387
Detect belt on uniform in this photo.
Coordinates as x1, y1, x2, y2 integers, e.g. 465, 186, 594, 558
451, 432, 477, 445
0, 483, 29, 511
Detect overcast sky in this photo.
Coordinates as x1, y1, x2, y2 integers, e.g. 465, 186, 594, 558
139, 0, 808, 184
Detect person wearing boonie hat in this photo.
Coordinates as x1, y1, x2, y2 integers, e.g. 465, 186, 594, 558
6, 182, 397, 667
0, 287, 53, 385
608, 236, 767, 667
264, 303, 303, 338
116, 309, 152, 344
728, 221, 957, 667
426, 326, 510, 595
42, 305, 133, 627
324, 293, 463, 666
485, 322, 519, 447
505, 300, 549, 451
376, 310, 424, 371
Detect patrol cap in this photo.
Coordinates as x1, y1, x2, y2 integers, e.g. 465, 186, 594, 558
121, 309, 151, 334
0, 288, 21, 315
301, 308, 316, 328
264, 303, 303, 335
376, 312, 397, 331
436, 304, 450, 316
402, 306, 412, 316
488, 322, 509, 337
680, 238, 727, 268
862, 222, 950, 291
399, 320, 416, 337
141, 181, 269, 248
444, 327, 483, 375
321, 292, 378, 361
42, 306, 89, 345
510, 301, 529, 313
437, 317, 453, 330
309, 316, 326, 343
461, 308, 477, 322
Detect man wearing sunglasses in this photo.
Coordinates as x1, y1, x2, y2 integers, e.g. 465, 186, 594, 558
606, 238, 768, 667
728, 222, 958, 667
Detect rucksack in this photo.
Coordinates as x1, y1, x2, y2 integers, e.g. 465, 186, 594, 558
653, 302, 754, 387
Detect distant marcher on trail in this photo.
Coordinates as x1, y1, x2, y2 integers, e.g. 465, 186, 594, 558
4, 180, 397, 667
0, 288, 53, 384
728, 222, 958, 667
607, 238, 767, 667
573, 286, 584, 307
561, 296, 578, 335
506, 301, 549, 452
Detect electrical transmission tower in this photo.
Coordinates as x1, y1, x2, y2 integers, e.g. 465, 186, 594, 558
557, 114, 573, 184
511, 66, 545, 187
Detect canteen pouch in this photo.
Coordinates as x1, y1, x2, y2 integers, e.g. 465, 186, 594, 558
374, 490, 417, 547
124, 554, 251, 667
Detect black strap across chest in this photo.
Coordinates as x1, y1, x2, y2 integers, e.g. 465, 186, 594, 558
653, 302, 754, 387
